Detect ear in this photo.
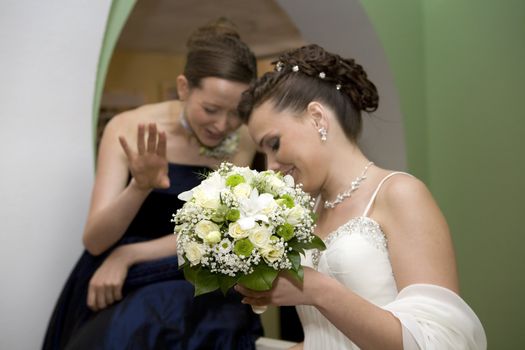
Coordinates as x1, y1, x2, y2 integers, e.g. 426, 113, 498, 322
176, 75, 190, 101
306, 101, 328, 130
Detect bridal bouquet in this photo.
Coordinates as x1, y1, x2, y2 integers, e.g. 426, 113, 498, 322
173, 162, 325, 299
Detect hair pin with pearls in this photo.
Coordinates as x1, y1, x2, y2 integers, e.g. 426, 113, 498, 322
274, 61, 343, 91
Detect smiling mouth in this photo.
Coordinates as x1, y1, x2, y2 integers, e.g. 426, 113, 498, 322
204, 129, 225, 141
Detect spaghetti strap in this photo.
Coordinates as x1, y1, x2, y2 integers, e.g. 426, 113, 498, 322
362, 172, 413, 217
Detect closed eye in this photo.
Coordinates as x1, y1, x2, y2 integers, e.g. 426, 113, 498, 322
268, 137, 280, 152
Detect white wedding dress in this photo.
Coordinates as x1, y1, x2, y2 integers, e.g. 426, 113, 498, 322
296, 172, 487, 349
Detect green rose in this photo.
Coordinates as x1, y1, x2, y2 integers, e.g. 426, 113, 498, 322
233, 238, 255, 257
276, 223, 295, 241
277, 194, 295, 208
226, 208, 240, 222
226, 174, 245, 187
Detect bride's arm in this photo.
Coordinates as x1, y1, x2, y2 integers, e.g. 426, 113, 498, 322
312, 176, 460, 349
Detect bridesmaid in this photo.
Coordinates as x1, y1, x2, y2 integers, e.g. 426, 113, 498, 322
43, 18, 263, 350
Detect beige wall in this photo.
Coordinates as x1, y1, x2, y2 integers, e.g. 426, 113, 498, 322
104, 50, 186, 104
103, 51, 276, 106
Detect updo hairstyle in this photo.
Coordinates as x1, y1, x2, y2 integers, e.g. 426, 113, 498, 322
238, 44, 378, 141
184, 18, 257, 88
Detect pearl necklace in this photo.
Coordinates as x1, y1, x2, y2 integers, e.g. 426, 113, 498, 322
323, 161, 374, 209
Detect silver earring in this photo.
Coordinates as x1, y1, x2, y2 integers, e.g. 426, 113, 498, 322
318, 127, 327, 142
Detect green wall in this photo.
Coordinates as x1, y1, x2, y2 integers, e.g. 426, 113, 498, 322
92, 0, 136, 141
363, 0, 525, 348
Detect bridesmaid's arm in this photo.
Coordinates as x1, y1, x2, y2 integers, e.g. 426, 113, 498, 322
83, 114, 168, 255
288, 342, 303, 349
87, 234, 178, 311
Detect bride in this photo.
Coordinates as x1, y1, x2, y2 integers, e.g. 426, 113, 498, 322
235, 44, 487, 349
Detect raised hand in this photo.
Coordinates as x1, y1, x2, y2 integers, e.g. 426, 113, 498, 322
119, 123, 170, 190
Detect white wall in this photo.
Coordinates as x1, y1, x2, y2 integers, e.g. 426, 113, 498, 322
0, 1, 111, 348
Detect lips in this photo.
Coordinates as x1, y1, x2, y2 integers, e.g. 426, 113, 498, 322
203, 129, 225, 142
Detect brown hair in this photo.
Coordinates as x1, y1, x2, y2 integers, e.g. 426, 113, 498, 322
184, 18, 257, 88
238, 44, 378, 141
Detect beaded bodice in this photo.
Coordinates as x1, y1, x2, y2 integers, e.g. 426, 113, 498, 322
297, 215, 398, 350
311, 216, 388, 269
296, 172, 413, 350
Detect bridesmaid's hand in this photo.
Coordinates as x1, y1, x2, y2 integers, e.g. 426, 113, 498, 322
87, 246, 132, 311
119, 123, 170, 191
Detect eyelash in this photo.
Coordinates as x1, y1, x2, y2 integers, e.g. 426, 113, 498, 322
203, 107, 218, 114
269, 138, 280, 152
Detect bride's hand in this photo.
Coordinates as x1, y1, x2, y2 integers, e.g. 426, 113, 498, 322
235, 268, 318, 307
119, 123, 170, 190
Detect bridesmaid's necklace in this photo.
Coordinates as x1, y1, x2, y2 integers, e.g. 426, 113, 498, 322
178, 110, 239, 159
323, 161, 374, 209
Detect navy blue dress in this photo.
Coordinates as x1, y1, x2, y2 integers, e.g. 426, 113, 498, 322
43, 163, 263, 350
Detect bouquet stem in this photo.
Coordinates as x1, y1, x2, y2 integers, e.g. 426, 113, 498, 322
251, 305, 268, 314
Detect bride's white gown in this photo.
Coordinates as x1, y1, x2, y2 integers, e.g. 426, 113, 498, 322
296, 173, 487, 349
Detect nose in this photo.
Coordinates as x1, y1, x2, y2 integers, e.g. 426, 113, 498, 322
213, 114, 228, 133
265, 154, 280, 171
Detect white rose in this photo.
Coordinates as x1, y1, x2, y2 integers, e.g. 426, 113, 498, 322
248, 225, 271, 248
266, 175, 286, 192
194, 220, 220, 240
283, 174, 295, 187
258, 193, 278, 215
192, 172, 225, 209
237, 167, 256, 183
261, 245, 285, 263
193, 186, 221, 210
185, 241, 205, 266
204, 230, 221, 244
286, 205, 306, 225
228, 222, 250, 239
233, 183, 252, 199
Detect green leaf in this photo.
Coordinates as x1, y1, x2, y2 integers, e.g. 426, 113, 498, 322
288, 250, 301, 270
238, 264, 278, 291
219, 275, 238, 295
287, 266, 304, 283
305, 235, 327, 250
184, 265, 220, 296
289, 235, 326, 251
183, 265, 197, 285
